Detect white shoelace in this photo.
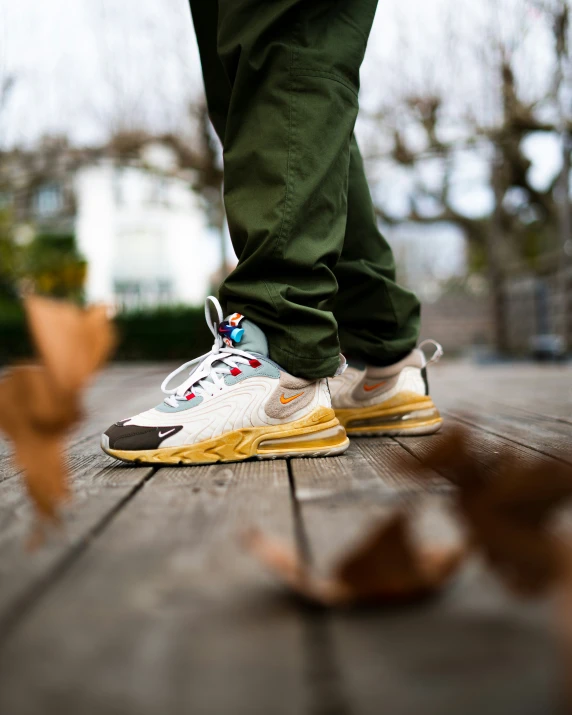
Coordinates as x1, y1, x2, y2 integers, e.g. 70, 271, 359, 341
418, 339, 444, 365
161, 296, 258, 408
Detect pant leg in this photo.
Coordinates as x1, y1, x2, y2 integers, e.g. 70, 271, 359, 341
189, 0, 416, 373
191, 0, 378, 379
333, 136, 421, 366
188, 0, 229, 143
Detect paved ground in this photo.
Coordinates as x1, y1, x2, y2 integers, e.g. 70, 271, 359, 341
0, 360, 570, 714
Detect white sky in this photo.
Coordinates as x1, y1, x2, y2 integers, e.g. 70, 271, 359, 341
0, 0, 564, 282
2, 0, 554, 147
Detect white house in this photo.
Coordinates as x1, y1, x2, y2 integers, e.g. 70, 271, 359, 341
75, 147, 219, 310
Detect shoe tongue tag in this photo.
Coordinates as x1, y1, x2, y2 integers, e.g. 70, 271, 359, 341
219, 313, 246, 347
228, 313, 244, 327
222, 315, 269, 356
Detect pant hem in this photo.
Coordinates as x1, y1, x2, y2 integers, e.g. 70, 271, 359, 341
269, 346, 341, 380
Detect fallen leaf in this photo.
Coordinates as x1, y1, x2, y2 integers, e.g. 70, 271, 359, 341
0, 297, 115, 534
554, 545, 572, 710
333, 513, 464, 602
24, 296, 115, 393
243, 512, 464, 607
423, 428, 572, 595
0, 366, 74, 524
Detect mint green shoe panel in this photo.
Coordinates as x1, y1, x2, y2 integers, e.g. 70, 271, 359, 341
155, 395, 205, 413
224, 359, 280, 386
233, 318, 269, 356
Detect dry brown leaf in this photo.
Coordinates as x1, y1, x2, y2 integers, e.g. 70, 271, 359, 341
0, 365, 80, 432
244, 512, 464, 607
0, 366, 74, 523
554, 545, 572, 710
333, 513, 464, 602
24, 296, 115, 393
0, 297, 115, 532
423, 428, 572, 595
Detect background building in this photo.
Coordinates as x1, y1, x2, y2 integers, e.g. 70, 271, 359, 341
0, 138, 219, 310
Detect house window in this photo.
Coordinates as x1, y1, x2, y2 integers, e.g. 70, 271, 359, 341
35, 184, 62, 217
114, 279, 174, 310
0, 191, 12, 209
113, 169, 124, 206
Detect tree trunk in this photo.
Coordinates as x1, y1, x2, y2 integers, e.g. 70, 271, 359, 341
488, 145, 509, 355
557, 132, 571, 347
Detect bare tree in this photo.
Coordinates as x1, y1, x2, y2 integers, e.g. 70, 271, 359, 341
361, 0, 572, 351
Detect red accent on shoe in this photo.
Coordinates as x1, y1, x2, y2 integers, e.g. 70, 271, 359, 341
186, 393, 195, 400
249, 359, 262, 368
230, 367, 242, 376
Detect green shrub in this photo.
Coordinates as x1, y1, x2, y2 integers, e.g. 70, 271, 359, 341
0, 304, 33, 363
114, 306, 212, 360
0, 304, 213, 365
25, 233, 87, 301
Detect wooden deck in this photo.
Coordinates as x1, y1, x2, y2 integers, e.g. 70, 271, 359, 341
0, 361, 569, 714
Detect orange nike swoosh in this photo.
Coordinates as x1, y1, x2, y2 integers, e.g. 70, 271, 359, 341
363, 381, 387, 392
280, 392, 304, 404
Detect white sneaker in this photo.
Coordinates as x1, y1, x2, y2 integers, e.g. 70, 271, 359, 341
329, 341, 443, 437
101, 297, 349, 464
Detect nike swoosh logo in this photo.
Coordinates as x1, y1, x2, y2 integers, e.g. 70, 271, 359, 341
363, 381, 388, 392
280, 392, 304, 404
158, 428, 176, 438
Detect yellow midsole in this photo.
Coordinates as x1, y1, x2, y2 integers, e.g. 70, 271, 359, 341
345, 416, 443, 434
257, 424, 348, 454
335, 391, 442, 432
106, 407, 348, 464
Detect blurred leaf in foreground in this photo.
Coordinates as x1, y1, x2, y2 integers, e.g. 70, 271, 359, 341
423, 428, 572, 595
243, 512, 464, 607
0, 296, 115, 537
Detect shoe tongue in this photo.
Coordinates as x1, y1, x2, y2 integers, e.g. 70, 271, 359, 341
218, 313, 268, 356
237, 319, 269, 356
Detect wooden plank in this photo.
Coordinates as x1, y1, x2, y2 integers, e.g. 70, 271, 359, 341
0, 362, 565, 713
290, 440, 453, 575
292, 440, 407, 502
0, 456, 15, 483
0, 456, 152, 630
393, 418, 571, 468
291, 430, 559, 714
431, 361, 572, 417
294, 440, 437, 497
0, 364, 170, 481
68, 364, 175, 454
422, 361, 572, 461
326, 590, 557, 715
0, 460, 309, 715
443, 406, 572, 464
499, 403, 572, 428
0, 366, 171, 629
0, 437, 11, 458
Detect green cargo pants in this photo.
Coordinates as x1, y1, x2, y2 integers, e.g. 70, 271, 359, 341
189, 0, 420, 379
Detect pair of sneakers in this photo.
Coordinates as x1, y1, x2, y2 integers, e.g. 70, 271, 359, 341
101, 298, 443, 465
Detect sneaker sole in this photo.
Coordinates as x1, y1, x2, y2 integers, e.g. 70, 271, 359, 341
335, 391, 443, 437
101, 407, 350, 465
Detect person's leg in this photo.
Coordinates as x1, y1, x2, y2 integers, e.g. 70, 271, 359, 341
328, 140, 442, 439
334, 135, 421, 366
191, 0, 378, 379
100, 1, 388, 465
190, 0, 417, 374
188, 0, 229, 142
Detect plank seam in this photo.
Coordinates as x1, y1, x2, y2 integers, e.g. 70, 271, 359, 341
487, 401, 572, 428
286, 459, 314, 567
442, 410, 572, 466
286, 459, 352, 715
0, 466, 160, 647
